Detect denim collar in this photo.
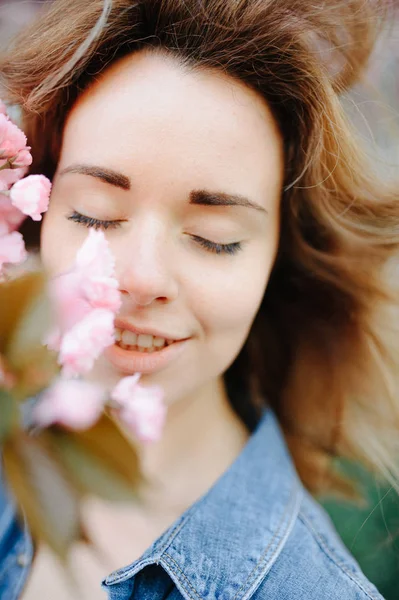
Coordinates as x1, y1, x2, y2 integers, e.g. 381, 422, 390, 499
103, 408, 303, 600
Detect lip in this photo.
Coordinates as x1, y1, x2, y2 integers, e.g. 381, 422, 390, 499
104, 338, 190, 375
114, 318, 186, 342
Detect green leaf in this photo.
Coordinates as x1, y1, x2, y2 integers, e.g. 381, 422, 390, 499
0, 389, 18, 443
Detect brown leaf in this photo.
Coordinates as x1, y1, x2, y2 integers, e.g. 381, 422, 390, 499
0, 269, 46, 352
0, 389, 18, 443
52, 430, 139, 502
3, 433, 84, 559
56, 414, 142, 492
5, 273, 55, 368
11, 346, 59, 402
0, 267, 59, 401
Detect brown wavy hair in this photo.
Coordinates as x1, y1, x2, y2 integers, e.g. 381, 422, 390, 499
1, 0, 399, 498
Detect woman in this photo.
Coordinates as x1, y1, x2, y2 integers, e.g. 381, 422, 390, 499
0, 0, 398, 598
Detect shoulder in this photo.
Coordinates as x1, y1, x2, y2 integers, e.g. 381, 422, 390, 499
252, 490, 384, 600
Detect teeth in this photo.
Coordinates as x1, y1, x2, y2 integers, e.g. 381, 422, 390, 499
116, 329, 173, 351
121, 330, 137, 345
137, 334, 153, 348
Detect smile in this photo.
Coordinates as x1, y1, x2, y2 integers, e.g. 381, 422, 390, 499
115, 328, 175, 353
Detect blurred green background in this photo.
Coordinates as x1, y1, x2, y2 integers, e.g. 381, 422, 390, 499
322, 461, 399, 599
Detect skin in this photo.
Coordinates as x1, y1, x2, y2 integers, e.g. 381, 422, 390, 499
28, 49, 284, 597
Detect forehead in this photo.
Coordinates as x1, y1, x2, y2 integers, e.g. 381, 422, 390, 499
60, 50, 283, 198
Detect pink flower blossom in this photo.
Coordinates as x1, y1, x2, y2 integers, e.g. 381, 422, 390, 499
0, 101, 7, 116
12, 148, 33, 168
44, 230, 121, 374
111, 375, 167, 443
111, 374, 141, 403
75, 228, 116, 277
0, 195, 26, 234
0, 166, 27, 191
49, 230, 121, 332
0, 231, 27, 270
81, 276, 121, 312
59, 308, 115, 378
0, 114, 27, 159
33, 378, 106, 430
48, 271, 93, 333
10, 174, 51, 221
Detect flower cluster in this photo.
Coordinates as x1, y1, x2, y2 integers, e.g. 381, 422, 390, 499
39, 230, 166, 442
45, 229, 122, 378
111, 374, 166, 443
34, 371, 166, 443
0, 100, 51, 274
0, 99, 167, 444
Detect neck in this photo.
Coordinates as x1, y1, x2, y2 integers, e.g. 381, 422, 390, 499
134, 377, 249, 518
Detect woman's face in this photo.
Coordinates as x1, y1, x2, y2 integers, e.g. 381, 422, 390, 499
41, 50, 283, 406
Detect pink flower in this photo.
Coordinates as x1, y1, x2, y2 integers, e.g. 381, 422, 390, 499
0, 231, 27, 270
111, 375, 167, 443
75, 228, 116, 277
81, 276, 121, 312
59, 308, 115, 378
0, 167, 27, 191
10, 174, 51, 221
0, 101, 7, 116
48, 271, 93, 332
44, 231, 121, 373
111, 374, 141, 403
33, 378, 106, 430
0, 195, 26, 234
49, 230, 121, 331
0, 114, 27, 159
12, 148, 33, 168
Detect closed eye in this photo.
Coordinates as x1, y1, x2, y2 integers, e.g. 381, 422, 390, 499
190, 235, 242, 256
67, 211, 243, 256
67, 210, 124, 230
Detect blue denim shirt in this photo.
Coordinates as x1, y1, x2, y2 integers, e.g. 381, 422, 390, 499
0, 466, 33, 600
0, 409, 385, 599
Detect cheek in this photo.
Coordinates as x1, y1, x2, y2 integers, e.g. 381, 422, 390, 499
192, 246, 273, 343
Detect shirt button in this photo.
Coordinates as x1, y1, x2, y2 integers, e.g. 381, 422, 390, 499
16, 553, 30, 567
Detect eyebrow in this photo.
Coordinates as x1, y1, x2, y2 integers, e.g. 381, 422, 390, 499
59, 164, 131, 190
58, 163, 267, 213
189, 190, 267, 214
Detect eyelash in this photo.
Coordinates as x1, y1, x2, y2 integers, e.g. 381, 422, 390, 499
67, 211, 124, 230
67, 211, 242, 256
189, 235, 242, 256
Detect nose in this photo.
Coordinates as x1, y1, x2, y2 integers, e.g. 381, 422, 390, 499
117, 220, 179, 308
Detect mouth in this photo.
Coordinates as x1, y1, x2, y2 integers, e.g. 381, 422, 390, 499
114, 327, 175, 354
105, 324, 190, 375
